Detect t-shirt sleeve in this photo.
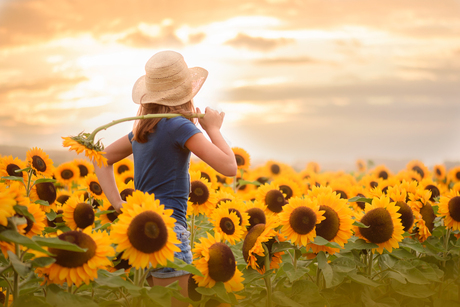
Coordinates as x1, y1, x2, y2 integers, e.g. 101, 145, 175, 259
170, 117, 202, 149
128, 131, 134, 143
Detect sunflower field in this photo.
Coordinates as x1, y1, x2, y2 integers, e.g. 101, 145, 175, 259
1, 145, 460, 307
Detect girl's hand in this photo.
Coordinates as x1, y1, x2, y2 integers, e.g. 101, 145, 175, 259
197, 107, 225, 132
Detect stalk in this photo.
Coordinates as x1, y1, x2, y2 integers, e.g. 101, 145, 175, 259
190, 213, 196, 250
12, 243, 19, 300
87, 113, 204, 143
367, 250, 373, 277
263, 244, 272, 307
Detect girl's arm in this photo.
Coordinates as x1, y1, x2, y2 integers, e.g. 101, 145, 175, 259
92, 134, 133, 213
185, 107, 237, 177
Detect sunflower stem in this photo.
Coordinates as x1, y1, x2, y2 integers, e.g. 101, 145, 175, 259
367, 249, 373, 277
190, 213, 196, 251
25, 168, 33, 197
316, 265, 322, 290
5, 285, 10, 307
87, 113, 205, 143
442, 228, 451, 268
262, 244, 272, 307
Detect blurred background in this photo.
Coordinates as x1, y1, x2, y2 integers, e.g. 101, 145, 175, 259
0, 0, 459, 171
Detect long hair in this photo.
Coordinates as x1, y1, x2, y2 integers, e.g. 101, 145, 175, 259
132, 101, 196, 143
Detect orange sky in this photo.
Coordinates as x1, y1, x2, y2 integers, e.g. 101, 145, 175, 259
1, 0, 459, 168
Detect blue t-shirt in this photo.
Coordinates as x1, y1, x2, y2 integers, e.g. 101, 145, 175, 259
128, 116, 201, 228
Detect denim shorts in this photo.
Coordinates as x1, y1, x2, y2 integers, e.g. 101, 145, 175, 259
149, 223, 192, 278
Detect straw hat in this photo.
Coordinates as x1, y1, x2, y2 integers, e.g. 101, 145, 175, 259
132, 50, 208, 106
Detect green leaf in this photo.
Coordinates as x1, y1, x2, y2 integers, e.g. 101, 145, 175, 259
1, 176, 24, 183
0, 230, 51, 255
94, 269, 141, 291
361, 288, 399, 307
166, 258, 203, 277
95, 209, 116, 217
7, 250, 31, 277
14, 205, 35, 222
343, 238, 378, 251
212, 281, 233, 304
316, 251, 327, 269
391, 280, 436, 298
392, 261, 429, 285
34, 200, 50, 206
272, 291, 304, 307
46, 210, 57, 221
31, 257, 56, 267
271, 241, 296, 253
33, 236, 87, 252
34, 178, 56, 184
352, 221, 370, 228
348, 196, 373, 204
144, 286, 173, 307
330, 256, 357, 273
282, 262, 309, 283
11, 295, 51, 307
242, 267, 264, 284
313, 236, 342, 248
348, 272, 381, 287
46, 284, 98, 307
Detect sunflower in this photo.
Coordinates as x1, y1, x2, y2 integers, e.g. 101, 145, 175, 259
419, 178, 441, 202
396, 169, 422, 184
98, 199, 120, 228
55, 189, 72, 206
255, 182, 286, 214
385, 185, 414, 232
371, 165, 392, 181
0, 155, 27, 180
187, 171, 217, 217
242, 216, 284, 274
62, 194, 96, 230
192, 232, 244, 292
359, 175, 383, 194
116, 169, 134, 186
216, 198, 250, 233
113, 158, 134, 175
327, 179, 352, 200
264, 160, 295, 179
111, 190, 180, 269
214, 189, 236, 208
307, 192, 354, 255
84, 173, 105, 200
117, 180, 135, 201
244, 200, 269, 232
37, 227, 114, 287
406, 160, 430, 180
190, 160, 219, 190
438, 190, 460, 231
448, 166, 460, 185
356, 159, 366, 173
211, 206, 244, 245
54, 161, 80, 186
278, 196, 325, 247
26, 147, 54, 178
29, 181, 57, 213
354, 196, 404, 254
62, 136, 108, 167
272, 176, 303, 201
306, 161, 321, 173
232, 147, 251, 171
433, 164, 446, 182
17, 202, 46, 238
72, 159, 94, 178
0, 182, 17, 226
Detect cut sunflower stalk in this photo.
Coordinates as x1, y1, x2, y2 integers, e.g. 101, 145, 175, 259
62, 113, 205, 167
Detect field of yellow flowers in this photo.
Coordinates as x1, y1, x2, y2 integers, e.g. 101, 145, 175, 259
1, 146, 460, 307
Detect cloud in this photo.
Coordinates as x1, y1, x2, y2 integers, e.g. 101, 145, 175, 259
188, 32, 206, 44
0, 76, 88, 97
117, 27, 184, 48
224, 33, 295, 51
253, 56, 335, 66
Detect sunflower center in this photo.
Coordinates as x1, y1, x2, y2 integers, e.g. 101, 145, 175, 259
436, 168, 441, 176
425, 185, 440, 201
235, 154, 245, 167
316, 205, 340, 241
456, 172, 460, 180
207, 243, 236, 282
412, 166, 424, 178
201, 172, 211, 183
219, 217, 235, 235
117, 165, 129, 174
334, 190, 348, 199
32, 155, 47, 172
50, 231, 97, 268
279, 185, 293, 200
228, 208, 242, 226
257, 177, 269, 185
378, 171, 388, 180
36, 182, 56, 205
448, 196, 460, 222
124, 177, 134, 184
265, 190, 286, 213
47, 209, 64, 227
289, 206, 317, 235
6, 164, 23, 178
370, 181, 378, 188
360, 208, 394, 244
189, 181, 210, 205
107, 205, 119, 222
89, 181, 103, 196
78, 165, 89, 177
61, 169, 74, 180
127, 211, 168, 253
74, 203, 95, 229
246, 208, 266, 231
57, 194, 70, 205
420, 203, 436, 232
270, 164, 280, 175
113, 252, 131, 271
355, 193, 366, 210
120, 188, 135, 201
216, 198, 232, 208
395, 201, 414, 232
216, 175, 226, 184
242, 224, 266, 263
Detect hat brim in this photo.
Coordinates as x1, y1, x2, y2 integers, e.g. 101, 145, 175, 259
132, 67, 208, 106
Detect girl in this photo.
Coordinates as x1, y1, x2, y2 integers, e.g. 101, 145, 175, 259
93, 50, 237, 306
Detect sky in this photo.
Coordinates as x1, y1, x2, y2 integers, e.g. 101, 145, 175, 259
1, 0, 459, 170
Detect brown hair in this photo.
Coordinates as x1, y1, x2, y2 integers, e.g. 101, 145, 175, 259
132, 101, 196, 143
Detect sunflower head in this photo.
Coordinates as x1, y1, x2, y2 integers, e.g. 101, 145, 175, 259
49, 230, 97, 268
232, 147, 251, 170
188, 171, 217, 216
62, 134, 107, 167
26, 147, 54, 177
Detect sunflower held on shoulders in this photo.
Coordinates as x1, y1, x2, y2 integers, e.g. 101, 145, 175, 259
62, 134, 108, 167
